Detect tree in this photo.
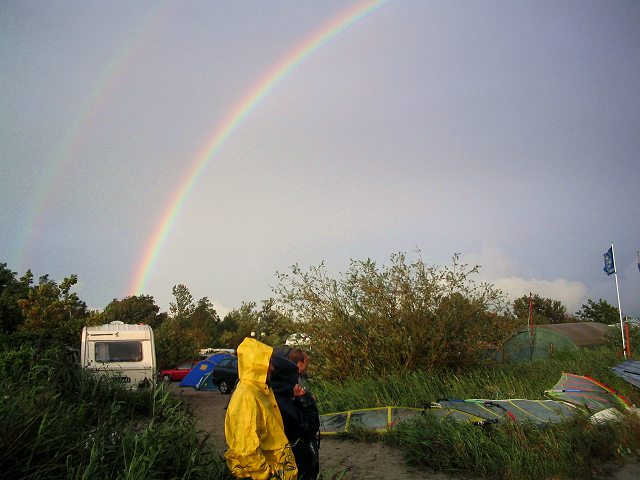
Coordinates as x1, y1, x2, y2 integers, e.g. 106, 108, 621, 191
512, 294, 568, 325
18, 274, 89, 346
576, 298, 619, 324
169, 284, 195, 324
188, 297, 220, 348
101, 295, 167, 330
275, 252, 517, 380
0, 263, 32, 334
154, 318, 199, 369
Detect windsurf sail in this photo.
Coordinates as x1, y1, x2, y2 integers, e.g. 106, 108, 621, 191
545, 373, 632, 411
611, 360, 640, 390
320, 406, 425, 435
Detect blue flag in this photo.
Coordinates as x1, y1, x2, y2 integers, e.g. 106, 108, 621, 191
603, 247, 615, 275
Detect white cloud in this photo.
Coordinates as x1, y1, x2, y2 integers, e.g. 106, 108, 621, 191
493, 277, 588, 314
464, 247, 588, 313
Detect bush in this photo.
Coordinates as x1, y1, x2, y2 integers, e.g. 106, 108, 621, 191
276, 253, 518, 381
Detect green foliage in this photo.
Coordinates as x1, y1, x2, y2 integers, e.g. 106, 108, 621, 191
276, 252, 517, 380
310, 348, 640, 414
388, 411, 640, 479
513, 293, 569, 325
576, 298, 620, 324
101, 295, 167, 330
313, 348, 640, 479
18, 274, 89, 347
0, 342, 231, 480
154, 318, 200, 370
217, 299, 295, 349
170, 283, 196, 321
0, 263, 32, 334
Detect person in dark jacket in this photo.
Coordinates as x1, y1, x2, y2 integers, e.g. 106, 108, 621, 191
269, 354, 320, 480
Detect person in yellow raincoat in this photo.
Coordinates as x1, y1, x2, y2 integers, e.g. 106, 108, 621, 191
224, 337, 298, 480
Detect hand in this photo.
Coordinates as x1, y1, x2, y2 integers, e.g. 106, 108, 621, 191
293, 384, 306, 398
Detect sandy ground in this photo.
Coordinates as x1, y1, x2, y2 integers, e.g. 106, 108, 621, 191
170, 384, 640, 479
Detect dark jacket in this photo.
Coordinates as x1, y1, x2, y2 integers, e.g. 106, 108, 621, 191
270, 355, 320, 480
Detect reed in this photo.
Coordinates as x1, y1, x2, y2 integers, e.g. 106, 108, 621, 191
0, 343, 230, 480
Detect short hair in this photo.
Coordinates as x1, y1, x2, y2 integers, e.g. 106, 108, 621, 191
288, 348, 307, 364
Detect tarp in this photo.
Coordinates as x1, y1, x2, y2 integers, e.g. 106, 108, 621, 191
611, 360, 640, 389
178, 353, 231, 387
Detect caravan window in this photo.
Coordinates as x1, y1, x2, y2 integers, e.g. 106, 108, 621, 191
95, 341, 143, 362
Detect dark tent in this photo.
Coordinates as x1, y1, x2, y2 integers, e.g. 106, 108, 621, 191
500, 322, 611, 361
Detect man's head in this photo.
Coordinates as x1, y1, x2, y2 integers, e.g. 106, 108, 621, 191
288, 349, 309, 375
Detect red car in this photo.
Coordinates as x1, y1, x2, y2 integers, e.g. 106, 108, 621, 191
160, 361, 199, 382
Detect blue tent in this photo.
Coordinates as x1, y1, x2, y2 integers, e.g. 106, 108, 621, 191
179, 353, 230, 387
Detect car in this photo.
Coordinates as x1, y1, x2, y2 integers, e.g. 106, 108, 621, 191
208, 356, 238, 394
160, 361, 198, 382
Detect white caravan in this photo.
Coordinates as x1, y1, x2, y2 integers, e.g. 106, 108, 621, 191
81, 321, 156, 388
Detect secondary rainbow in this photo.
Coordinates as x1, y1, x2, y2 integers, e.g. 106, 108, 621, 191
15, 2, 175, 270
130, 0, 390, 295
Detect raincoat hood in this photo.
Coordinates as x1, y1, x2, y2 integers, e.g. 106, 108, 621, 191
237, 337, 273, 385
269, 354, 298, 397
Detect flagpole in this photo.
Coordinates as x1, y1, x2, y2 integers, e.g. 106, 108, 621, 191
610, 243, 627, 358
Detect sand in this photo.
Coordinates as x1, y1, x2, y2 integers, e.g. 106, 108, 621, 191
170, 384, 640, 479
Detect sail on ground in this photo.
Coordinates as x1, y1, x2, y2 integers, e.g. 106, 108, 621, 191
544, 373, 632, 411
319, 373, 631, 435
319, 399, 578, 434
432, 399, 577, 426
320, 407, 426, 435
611, 360, 640, 389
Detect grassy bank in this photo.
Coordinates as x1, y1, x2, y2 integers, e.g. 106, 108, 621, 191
310, 348, 640, 479
0, 343, 230, 480
311, 349, 640, 412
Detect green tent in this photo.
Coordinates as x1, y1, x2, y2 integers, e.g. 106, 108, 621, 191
500, 322, 611, 362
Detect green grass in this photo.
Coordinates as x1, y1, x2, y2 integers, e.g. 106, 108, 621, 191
311, 348, 640, 413
309, 348, 640, 479
0, 343, 231, 480
4, 341, 640, 479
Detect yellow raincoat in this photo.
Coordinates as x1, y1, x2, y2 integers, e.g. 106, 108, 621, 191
224, 338, 298, 480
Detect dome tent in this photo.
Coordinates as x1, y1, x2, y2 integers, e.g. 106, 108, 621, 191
500, 322, 612, 362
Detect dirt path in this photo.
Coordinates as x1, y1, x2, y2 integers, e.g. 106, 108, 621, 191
171, 384, 450, 479
170, 384, 640, 480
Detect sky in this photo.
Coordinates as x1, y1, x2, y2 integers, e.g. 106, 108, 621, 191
1, 0, 639, 319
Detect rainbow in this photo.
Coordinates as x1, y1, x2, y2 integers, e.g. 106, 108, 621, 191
14, 2, 175, 270
130, 0, 390, 295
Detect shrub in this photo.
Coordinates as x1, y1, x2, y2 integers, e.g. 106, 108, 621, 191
276, 252, 517, 380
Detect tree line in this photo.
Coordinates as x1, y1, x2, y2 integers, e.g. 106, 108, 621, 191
0, 255, 623, 379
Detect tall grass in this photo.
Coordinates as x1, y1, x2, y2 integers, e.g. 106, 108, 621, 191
387, 410, 640, 479
0, 343, 231, 480
311, 348, 640, 413
309, 348, 640, 479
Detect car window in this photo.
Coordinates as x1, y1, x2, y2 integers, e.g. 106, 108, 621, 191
177, 362, 194, 369
217, 358, 233, 368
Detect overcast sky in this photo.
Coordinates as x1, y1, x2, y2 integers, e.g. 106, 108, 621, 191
2, 0, 639, 318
